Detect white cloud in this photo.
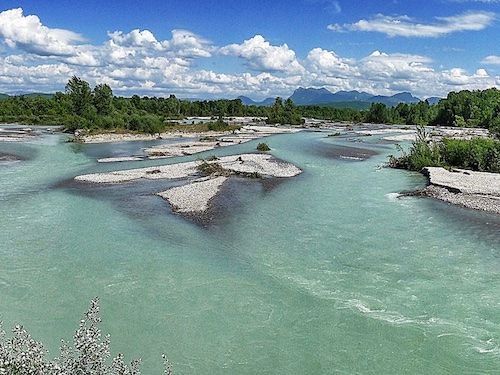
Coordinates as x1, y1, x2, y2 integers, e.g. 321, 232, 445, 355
328, 11, 495, 37
220, 35, 305, 74
0, 8, 84, 56
164, 29, 212, 57
482, 55, 500, 64
306, 48, 356, 77
109, 29, 161, 49
0, 8, 498, 99
361, 51, 434, 80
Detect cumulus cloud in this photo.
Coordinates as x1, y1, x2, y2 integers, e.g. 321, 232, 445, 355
110, 29, 160, 48
0, 8, 84, 56
482, 55, 500, 64
328, 11, 495, 37
108, 28, 212, 57
164, 29, 212, 57
0, 8, 499, 99
306, 48, 356, 77
220, 35, 305, 74
360, 51, 434, 80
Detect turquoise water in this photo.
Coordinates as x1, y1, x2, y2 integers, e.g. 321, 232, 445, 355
1, 128, 499, 374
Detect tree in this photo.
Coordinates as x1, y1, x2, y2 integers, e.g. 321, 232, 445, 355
93, 84, 114, 115
0, 298, 174, 374
366, 103, 389, 124
65, 76, 92, 117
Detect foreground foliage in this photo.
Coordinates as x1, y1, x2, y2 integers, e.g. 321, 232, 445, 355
0, 298, 173, 375
390, 126, 500, 172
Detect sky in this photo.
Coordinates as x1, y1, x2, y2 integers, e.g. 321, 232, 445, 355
0, 0, 499, 99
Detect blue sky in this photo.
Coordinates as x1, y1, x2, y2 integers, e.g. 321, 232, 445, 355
0, 0, 499, 98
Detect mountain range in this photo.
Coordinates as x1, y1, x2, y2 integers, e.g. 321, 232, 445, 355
289, 87, 421, 107
237, 96, 276, 106
239, 87, 442, 109
0, 93, 54, 100
0, 89, 443, 108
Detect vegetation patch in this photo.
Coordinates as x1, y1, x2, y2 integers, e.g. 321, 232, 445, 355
389, 126, 500, 172
2, 77, 500, 136
0, 298, 173, 374
256, 142, 271, 151
266, 98, 304, 125
197, 161, 230, 176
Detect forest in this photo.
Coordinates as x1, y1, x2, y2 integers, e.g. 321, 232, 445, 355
0, 76, 499, 137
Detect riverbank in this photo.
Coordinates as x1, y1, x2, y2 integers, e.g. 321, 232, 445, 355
0, 126, 38, 142
353, 125, 490, 142
407, 167, 500, 214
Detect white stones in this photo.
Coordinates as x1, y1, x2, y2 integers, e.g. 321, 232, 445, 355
75, 161, 199, 183
383, 134, 418, 142
145, 141, 219, 158
75, 153, 302, 215
75, 153, 302, 184
157, 177, 228, 213
425, 185, 500, 214
424, 167, 500, 196
142, 125, 300, 160
0, 127, 37, 142
97, 156, 144, 163
422, 167, 500, 214
217, 154, 302, 178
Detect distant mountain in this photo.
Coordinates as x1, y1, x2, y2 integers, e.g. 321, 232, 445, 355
0, 92, 54, 100
288, 87, 336, 105
288, 87, 422, 107
369, 92, 420, 106
237, 95, 275, 106
21, 92, 54, 99
425, 97, 443, 105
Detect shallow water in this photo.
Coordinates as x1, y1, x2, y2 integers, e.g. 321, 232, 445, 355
1, 127, 499, 374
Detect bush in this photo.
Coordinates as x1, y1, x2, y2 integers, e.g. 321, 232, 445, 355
441, 138, 500, 172
197, 161, 228, 176
389, 126, 442, 170
207, 117, 230, 131
0, 298, 173, 374
256, 143, 271, 152
390, 126, 500, 172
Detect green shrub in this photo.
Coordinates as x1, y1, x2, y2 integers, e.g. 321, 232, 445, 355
207, 117, 230, 131
256, 143, 271, 152
197, 161, 228, 176
390, 126, 500, 172
389, 126, 442, 170
441, 138, 500, 172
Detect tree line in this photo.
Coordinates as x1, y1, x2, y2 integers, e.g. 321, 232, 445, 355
0, 76, 499, 136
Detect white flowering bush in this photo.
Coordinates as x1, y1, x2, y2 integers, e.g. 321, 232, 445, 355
0, 298, 173, 375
